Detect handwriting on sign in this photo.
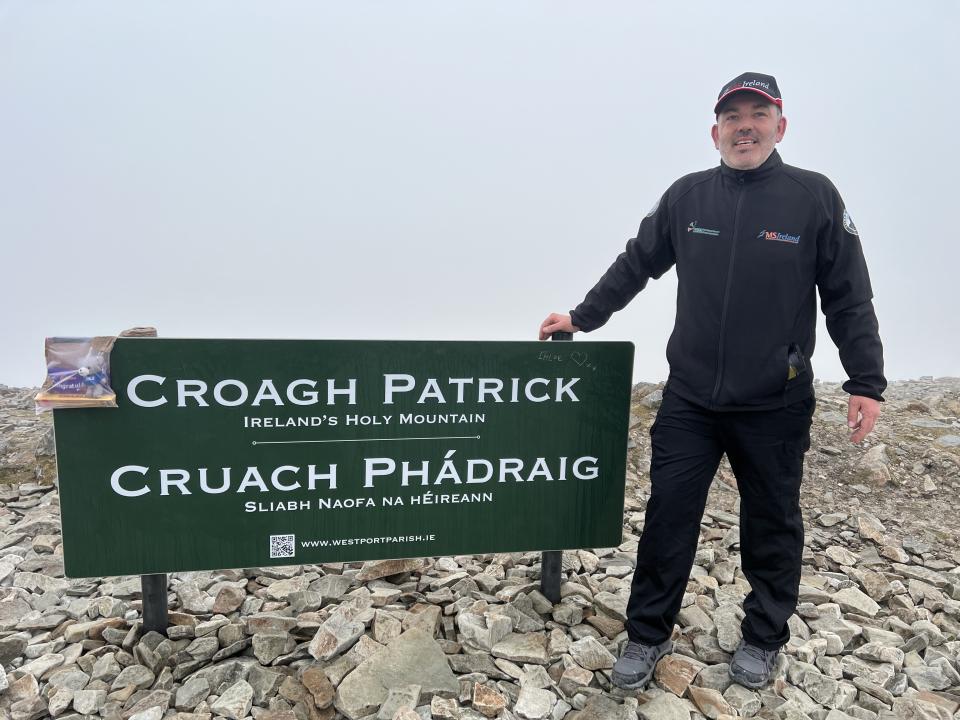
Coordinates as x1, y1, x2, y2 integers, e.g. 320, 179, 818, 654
571, 352, 598, 372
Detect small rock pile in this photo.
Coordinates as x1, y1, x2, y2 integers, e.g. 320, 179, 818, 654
0, 379, 958, 720
0, 386, 55, 486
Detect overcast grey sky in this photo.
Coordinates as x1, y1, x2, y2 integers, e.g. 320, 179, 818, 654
1, 1, 957, 389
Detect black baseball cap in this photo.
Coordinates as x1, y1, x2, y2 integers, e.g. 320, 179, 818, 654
714, 72, 782, 114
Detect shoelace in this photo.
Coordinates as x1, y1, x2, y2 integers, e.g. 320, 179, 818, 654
741, 643, 775, 666
622, 642, 657, 662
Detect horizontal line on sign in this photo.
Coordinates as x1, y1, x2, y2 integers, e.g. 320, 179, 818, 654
252, 435, 481, 446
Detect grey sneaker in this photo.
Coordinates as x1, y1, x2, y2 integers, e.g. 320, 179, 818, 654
611, 639, 673, 689
729, 639, 779, 688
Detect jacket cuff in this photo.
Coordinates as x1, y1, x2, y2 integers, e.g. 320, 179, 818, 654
569, 310, 594, 333
842, 381, 885, 402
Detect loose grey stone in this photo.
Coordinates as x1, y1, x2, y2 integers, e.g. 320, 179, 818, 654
252, 630, 293, 664
0, 632, 28, 664
128, 707, 163, 720
677, 604, 715, 633
111, 664, 155, 691
314, 572, 355, 601
514, 686, 556, 720
10, 696, 48, 720
308, 612, 365, 661
903, 664, 952, 691
491, 633, 549, 665
73, 688, 107, 715
335, 628, 459, 720
209, 679, 254, 720
91, 652, 122, 682
431, 696, 461, 719
714, 603, 744, 652
520, 665, 553, 690
457, 611, 513, 652
301, 665, 336, 709
211, 585, 245, 614
723, 684, 760, 717
247, 664, 284, 705
174, 676, 210, 711
447, 652, 512, 680
243, 613, 297, 635
377, 684, 422, 720
567, 636, 615, 670
800, 670, 840, 706
213, 637, 253, 663
373, 608, 403, 645
118, 689, 171, 718
17, 648, 62, 674
47, 667, 90, 692
552, 603, 583, 626
807, 615, 861, 647
0, 555, 22, 584
695, 663, 733, 693
175, 582, 210, 614
47, 689, 73, 717
356, 558, 424, 581
593, 592, 628, 622
13, 571, 70, 594
831, 587, 881, 617
637, 692, 691, 720
263, 575, 308, 602
567, 695, 636, 720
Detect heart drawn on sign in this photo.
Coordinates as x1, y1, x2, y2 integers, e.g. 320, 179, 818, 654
571, 352, 587, 366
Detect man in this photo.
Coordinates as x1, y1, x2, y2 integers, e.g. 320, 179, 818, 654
539, 72, 885, 690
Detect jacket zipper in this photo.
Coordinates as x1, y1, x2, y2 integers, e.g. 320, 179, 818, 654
710, 177, 745, 406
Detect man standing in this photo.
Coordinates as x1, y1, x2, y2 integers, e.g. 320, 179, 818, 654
539, 72, 885, 690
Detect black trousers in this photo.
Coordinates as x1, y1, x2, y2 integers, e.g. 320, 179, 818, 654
627, 386, 815, 650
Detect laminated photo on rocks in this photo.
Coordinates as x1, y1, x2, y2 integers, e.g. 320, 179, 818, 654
35, 336, 118, 411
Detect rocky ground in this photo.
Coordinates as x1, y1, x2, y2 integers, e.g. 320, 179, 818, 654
0, 378, 958, 720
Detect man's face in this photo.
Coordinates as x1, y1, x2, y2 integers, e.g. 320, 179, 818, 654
711, 93, 787, 170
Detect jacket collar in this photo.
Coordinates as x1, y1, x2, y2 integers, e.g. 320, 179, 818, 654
720, 149, 783, 183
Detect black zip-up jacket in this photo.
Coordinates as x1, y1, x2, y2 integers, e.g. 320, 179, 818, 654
570, 150, 886, 410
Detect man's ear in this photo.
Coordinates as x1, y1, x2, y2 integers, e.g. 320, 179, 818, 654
776, 115, 788, 143
711, 123, 720, 149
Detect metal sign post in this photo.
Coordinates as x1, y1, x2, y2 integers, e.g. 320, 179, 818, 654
540, 330, 572, 603
117, 328, 169, 636
141, 573, 168, 635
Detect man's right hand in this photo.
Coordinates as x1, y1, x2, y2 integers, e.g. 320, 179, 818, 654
539, 313, 580, 340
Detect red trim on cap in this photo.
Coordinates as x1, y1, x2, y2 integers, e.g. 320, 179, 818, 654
714, 87, 783, 113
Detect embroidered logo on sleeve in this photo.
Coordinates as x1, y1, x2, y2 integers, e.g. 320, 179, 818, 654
842, 209, 859, 236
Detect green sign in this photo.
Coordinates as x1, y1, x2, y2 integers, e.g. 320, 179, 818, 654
54, 339, 634, 577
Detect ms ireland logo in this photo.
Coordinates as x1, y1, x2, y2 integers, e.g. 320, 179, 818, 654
758, 229, 800, 244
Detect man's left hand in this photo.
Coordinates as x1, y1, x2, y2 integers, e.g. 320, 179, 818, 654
847, 395, 881, 444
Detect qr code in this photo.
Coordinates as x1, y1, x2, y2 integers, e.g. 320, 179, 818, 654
269, 534, 295, 559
